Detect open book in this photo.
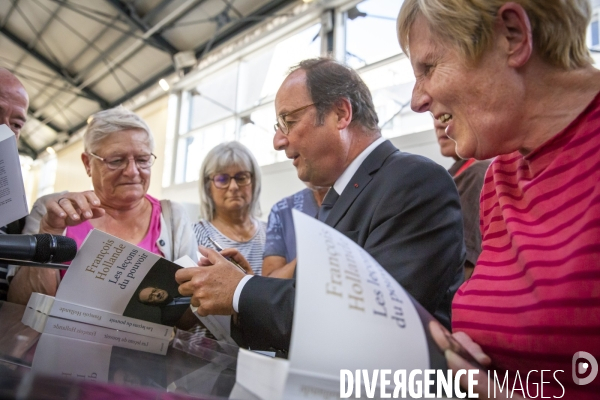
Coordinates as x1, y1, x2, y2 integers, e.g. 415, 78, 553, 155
234, 210, 467, 399
55, 229, 190, 329
25, 229, 190, 342
26, 229, 236, 347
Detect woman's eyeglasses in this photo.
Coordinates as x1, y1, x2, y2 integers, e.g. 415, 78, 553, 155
209, 171, 252, 189
88, 152, 156, 170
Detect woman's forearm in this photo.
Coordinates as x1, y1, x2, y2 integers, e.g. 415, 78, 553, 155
7, 266, 59, 305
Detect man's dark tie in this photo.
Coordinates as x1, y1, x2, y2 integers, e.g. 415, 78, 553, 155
318, 188, 339, 222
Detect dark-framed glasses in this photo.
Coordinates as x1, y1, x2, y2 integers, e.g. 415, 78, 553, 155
273, 103, 315, 135
88, 152, 157, 170
209, 171, 252, 189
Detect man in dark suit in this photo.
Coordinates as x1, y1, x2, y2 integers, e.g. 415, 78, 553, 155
176, 58, 465, 353
0, 68, 29, 301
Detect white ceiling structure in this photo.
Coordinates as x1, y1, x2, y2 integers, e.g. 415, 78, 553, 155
0, 0, 299, 158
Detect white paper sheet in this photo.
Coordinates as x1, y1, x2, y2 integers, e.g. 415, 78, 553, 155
0, 124, 28, 227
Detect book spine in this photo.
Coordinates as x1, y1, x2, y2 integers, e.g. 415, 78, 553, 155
27, 295, 174, 340
22, 306, 49, 333
26, 292, 55, 314
43, 316, 169, 355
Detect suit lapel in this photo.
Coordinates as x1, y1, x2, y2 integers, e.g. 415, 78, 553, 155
325, 140, 398, 227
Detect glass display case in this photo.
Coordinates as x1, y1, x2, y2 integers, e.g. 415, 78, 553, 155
0, 301, 237, 399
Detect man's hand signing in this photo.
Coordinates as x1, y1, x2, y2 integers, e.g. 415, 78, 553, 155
175, 245, 251, 316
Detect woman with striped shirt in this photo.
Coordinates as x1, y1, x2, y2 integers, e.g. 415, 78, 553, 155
194, 142, 266, 275
398, 0, 600, 398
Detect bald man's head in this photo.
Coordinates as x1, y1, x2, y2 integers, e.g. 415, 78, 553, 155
0, 68, 29, 138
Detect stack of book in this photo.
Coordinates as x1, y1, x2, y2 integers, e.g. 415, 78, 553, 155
23, 292, 172, 355
21, 229, 237, 357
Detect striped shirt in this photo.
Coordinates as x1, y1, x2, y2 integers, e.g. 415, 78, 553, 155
452, 92, 600, 399
193, 219, 266, 276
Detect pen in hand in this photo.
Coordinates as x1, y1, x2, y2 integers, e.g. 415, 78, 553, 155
206, 237, 247, 274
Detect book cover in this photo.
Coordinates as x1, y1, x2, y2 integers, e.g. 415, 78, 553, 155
55, 229, 192, 330
235, 210, 463, 399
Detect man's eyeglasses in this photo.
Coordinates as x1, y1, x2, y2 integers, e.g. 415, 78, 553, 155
273, 103, 315, 135
209, 171, 252, 189
88, 152, 157, 170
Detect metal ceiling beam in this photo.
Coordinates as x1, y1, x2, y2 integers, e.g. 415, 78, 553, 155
141, 0, 173, 24
28, 105, 63, 133
13, 2, 64, 71
21, 0, 202, 145
30, 24, 143, 119
155, 0, 209, 31
24, 28, 121, 123
193, 0, 295, 59
0, 26, 110, 108
43, 0, 297, 155
64, 0, 296, 137
66, 64, 174, 136
18, 138, 37, 159
71, 0, 201, 101
19, 103, 63, 159
0, 0, 18, 29
29, 15, 122, 119
20, 105, 66, 158
105, 0, 179, 56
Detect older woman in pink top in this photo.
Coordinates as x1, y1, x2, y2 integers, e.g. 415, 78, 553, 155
398, 0, 600, 399
9, 107, 197, 305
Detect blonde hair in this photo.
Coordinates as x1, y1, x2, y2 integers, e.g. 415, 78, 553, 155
397, 0, 593, 70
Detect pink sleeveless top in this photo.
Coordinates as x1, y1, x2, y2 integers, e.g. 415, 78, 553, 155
61, 195, 163, 278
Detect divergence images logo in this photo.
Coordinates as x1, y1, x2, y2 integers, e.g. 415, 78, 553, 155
572, 351, 598, 386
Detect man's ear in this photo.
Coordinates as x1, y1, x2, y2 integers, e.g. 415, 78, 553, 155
334, 97, 353, 130
81, 152, 91, 177
496, 3, 533, 68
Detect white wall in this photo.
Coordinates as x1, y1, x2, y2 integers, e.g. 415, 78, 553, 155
135, 96, 169, 199
53, 141, 90, 194
389, 129, 454, 170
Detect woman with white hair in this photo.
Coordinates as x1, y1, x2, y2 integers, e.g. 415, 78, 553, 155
8, 106, 197, 304
194, 141, 265, 275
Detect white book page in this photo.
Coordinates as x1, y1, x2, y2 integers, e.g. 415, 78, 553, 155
175, 256, 235, 344
0, 124, 28, 227
285, 210, 429, 394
